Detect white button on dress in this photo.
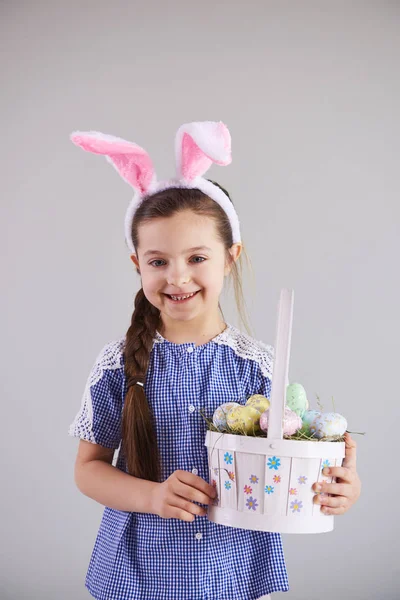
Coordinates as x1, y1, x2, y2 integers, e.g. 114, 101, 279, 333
192, 468, 198, 475
188, 405, 195, 413
187, 346, 194, 353
195, 532, 203, 541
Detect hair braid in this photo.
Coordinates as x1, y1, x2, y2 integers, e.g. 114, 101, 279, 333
122, 288, 161, 481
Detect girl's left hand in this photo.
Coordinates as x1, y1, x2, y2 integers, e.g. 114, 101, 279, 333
312, 432, 361, 515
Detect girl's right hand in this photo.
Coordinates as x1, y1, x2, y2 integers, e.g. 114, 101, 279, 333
150, 470, 217, 522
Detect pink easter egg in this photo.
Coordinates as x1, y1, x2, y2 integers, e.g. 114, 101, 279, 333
260, 407, 302, 436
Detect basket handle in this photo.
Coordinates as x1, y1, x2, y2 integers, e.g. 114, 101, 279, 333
267, 289, 294, 439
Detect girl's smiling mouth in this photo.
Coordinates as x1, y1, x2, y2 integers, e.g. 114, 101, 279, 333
164, 290, 201, 303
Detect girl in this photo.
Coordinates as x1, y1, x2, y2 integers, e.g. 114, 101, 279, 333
68, 121, 361, 600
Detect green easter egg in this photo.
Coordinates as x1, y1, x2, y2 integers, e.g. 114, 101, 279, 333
286, 383, 309, 418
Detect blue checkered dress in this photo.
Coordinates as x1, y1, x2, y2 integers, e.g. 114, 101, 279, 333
69, 323, 289, 600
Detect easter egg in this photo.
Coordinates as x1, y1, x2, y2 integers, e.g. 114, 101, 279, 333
226, 405, 261, 434
300, 409, 321, 435
245, 394, 270, 414
286, 383, 309, 418
260, 406, 302, 436
310, 412, 347, 439
213, 402, 241, 430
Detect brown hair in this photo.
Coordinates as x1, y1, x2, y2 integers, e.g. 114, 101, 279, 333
122, 183, 251, 481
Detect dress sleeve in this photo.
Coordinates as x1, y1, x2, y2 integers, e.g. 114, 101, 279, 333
68, 339, 125, 449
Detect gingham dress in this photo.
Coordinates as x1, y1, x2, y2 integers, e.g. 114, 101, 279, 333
69, 323, 289, 600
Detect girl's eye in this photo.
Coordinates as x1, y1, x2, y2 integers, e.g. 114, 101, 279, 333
149, 259, 166, 267
149, 256, 206, 267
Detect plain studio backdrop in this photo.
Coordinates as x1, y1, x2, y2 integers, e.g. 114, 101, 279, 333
1, 1, 399, 599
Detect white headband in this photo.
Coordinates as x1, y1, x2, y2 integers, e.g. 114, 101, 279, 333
70, 121, 241, 254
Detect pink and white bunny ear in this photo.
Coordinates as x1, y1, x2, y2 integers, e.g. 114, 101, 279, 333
175, 121, 231, 181
70, 131, 156, 194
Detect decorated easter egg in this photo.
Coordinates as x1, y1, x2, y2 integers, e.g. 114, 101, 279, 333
286, 383, 309, 418
212, 402, 241, 430
310, 412, 347, 439
245, 394, 270, 414
260, 406, 302, 436
300, 409, 321, 435
226, 405, 261, 434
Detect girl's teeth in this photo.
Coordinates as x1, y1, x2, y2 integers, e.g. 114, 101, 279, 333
170, 292, 196, 301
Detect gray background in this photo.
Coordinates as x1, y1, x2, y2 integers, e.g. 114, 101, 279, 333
1, 1, 399, 599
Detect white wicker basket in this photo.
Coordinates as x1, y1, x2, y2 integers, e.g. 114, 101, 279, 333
205, 289, 345, 534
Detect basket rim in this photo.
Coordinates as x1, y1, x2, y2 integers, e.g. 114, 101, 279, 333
205, 430, 345, 459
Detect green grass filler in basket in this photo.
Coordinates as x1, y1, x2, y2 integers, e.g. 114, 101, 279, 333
211, 385, 347, 441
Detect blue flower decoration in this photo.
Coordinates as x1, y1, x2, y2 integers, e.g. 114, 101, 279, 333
224, 481, 232, 490
224, 452, 233, 465
265, 485, 274, 494
322, 460, 331, 470
267, 456, 281, 470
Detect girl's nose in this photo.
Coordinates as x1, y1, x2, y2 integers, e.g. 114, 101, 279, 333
167, 265, 191, 287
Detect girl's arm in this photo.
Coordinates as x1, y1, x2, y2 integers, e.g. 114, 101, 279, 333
74, 440, 216, 519
74, 440, 159, 513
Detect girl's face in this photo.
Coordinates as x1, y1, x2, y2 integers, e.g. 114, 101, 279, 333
131, 210, 241, 325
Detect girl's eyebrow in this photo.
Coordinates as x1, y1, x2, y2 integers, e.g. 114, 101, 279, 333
143, 246, 212, 257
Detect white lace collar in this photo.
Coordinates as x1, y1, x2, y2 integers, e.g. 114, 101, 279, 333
153, 323, 233, 347
153, 323, 274, 378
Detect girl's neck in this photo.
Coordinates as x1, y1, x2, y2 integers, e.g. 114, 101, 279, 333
158, 314, 227, 346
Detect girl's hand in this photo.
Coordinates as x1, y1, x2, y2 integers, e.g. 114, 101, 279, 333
312, 432, 362, 515
151, 470, 217, 522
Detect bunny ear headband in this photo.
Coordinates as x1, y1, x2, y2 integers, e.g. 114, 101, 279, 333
70, 121, 241, 255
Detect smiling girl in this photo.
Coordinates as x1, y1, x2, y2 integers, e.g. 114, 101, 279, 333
68, 121, 361, 600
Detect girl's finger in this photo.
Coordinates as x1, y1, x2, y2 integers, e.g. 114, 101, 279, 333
320, 505, 347, 516
176, 470, 216, 499
314, 481, 348, 497
170, 495, 208, 517
314, 494, 348, 510
166, 506, 198, 522
323, 466, 354, 482
342, 432, 357, 470
175, 480, 215, 506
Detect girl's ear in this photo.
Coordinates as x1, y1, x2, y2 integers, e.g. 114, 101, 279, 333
224, 243, 242, 275
175, 121, 231, 182
70, 131, 156, 194
130, 254, 141, 274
